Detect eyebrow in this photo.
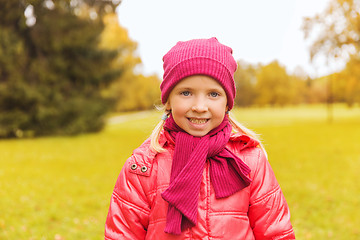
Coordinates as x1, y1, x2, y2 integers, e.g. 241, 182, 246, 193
176, 86, 224, 91
174, 87, 192, 92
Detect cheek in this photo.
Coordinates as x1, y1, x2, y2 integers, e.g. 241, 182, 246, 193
167, 96, 189, 113
215, 100, 227, 112
171, 104, 188, 117
216, 110, 226, 122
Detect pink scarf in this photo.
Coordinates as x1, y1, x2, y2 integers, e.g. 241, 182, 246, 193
161, 114, 252, 235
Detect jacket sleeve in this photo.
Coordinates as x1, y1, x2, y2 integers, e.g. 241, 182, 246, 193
105, 158, 150, 240
248, 148, 296, 240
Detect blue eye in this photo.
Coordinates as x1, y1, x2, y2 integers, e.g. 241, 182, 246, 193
181, 91, 191, 96
210, 92, 219, 97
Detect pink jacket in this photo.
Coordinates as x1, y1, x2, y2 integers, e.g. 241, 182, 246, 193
105, 131, 295, 239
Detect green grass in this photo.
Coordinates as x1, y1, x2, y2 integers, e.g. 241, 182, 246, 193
0, 105, 359, 239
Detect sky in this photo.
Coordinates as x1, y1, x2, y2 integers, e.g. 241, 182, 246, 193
116, 0, 344, 78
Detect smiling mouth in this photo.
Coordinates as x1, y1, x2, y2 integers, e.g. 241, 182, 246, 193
188, 118, 209, 124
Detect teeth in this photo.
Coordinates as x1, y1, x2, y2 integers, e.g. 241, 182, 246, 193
189, 118, 208, 124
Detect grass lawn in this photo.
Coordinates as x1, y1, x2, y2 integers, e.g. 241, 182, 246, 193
0, 104, 359, 239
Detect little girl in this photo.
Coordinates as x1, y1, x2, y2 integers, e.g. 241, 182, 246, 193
105, 38, 295, 239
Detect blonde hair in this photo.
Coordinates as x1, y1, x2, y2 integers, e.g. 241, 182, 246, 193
150, 111, 266, 155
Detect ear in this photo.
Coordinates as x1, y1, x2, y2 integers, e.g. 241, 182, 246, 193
165, 101, 171, 111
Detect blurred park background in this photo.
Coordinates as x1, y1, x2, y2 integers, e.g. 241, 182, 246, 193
0, 0, 359, 239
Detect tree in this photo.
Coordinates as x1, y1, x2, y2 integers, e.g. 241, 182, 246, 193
255, 61, 294, 106
233, 60, 257, 107
336, 57, 360, 106
303, 0, 360, 63
0, 0, 121, 138
303, 0, 360, 112
290, 66, 316, 104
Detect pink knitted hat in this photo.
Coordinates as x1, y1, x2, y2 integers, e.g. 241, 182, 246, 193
160, 37, 238, 110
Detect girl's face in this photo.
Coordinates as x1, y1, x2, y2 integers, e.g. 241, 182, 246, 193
166, 75, 228, 137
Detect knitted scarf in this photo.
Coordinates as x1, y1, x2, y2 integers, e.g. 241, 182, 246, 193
161, 114, 252, 235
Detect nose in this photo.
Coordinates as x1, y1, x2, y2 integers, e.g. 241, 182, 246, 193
191, 96, 208, 112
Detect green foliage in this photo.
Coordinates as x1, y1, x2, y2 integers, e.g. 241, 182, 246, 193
0, 105, 359, 239
0, 0, 121, 138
